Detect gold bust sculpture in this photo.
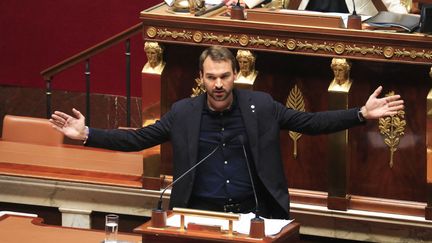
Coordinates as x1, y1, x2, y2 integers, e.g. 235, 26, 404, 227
328, 58, 352, 92
235, 50, 258, 85
142, 42, 165, 75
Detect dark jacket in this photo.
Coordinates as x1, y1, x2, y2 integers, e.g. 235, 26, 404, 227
87, 89, 363, 219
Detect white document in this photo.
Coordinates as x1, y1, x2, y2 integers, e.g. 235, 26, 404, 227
164, 0, 175, 6
165, 0, 224, 7
205, 0, 224, 4
166, 212, 293, 236
244, 0, 265, 8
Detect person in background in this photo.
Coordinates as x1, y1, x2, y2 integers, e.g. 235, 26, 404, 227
50, 46, 403, 219
224, 0, 408, 16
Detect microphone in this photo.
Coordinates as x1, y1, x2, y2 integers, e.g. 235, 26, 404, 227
352, 0, 357, 15
151, 144, 220, 228
238, 135, 265, 238
347, 0, 362, 29
230, 0, 245, 20
237, 135, 259, 217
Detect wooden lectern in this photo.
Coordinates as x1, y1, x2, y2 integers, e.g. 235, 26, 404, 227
134, 211, 300, 243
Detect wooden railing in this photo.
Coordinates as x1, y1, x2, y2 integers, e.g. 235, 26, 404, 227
40, 22, 143, 126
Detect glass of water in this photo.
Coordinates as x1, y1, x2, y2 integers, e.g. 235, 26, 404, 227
105, 214, 119, 243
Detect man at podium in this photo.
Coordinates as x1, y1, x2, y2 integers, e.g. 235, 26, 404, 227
50, 46, 404, 219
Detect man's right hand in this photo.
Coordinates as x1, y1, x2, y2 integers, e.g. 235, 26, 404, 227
50, 108, 88, 141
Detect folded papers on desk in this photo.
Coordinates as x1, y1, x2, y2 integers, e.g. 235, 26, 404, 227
166, 212, 294, 236
364, 11, 420, 32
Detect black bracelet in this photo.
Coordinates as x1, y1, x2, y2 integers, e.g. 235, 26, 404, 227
358, 109, 365, 122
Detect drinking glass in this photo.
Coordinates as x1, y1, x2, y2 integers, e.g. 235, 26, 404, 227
105, 214, 118, 243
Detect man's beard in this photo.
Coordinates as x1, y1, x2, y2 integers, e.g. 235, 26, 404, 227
210, 88, 229, 101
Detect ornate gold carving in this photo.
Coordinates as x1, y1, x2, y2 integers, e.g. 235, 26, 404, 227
344, 45, 383, 55
394, 49, 432, 60
286, 85, 305, 159
249, 37, 285, 48
239, 35, 249, 46
383, 46, 395, 58
286, 39, 296, 51
379, 91, 406, 168
157, 29, 192, 40
202, 33, 239, 44
334, 43, 345, 54
296, 41, 333, 52
400, 0, 412, 13
191, 77, 205, 97
146, 27, 157, 38
193, 31, 203, 43
146, 27, 431, 61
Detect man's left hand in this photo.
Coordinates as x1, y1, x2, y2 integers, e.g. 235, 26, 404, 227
361, 86, 404, 120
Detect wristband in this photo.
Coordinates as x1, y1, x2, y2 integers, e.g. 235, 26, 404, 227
358, 109, 366, 122
83, 126, 89, 145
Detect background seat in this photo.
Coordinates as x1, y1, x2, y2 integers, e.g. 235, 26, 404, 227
2, 115, 64, 146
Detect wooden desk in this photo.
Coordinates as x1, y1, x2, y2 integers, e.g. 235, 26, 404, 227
0, 214, 141, 243
0, 140, 153, 188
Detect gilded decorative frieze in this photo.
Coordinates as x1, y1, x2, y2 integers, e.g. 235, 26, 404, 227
334, 43, 345, 54
193, 31, 203, 43
144, 26, 431, 62
157, 29, 192, 40
286, 39, 296, 51
239, 35, 249, 46
146, 27, 157, 38
344, 45, 383, 55
383, 46, 394, 58
249, 37, 285, 48
286, 85, 305, 159
295, 41, 333, 52
394, 49, 432, 60
378, 91, 406, 168
202, 33, 239, 44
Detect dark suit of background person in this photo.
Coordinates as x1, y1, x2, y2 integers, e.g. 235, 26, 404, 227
85, 88, 365, 219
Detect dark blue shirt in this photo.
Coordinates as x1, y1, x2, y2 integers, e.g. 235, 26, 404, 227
306, 0, 349, 13
192, 96, 254, 201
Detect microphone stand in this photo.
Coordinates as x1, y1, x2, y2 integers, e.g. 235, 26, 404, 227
231, 0, 245, 20
347, 0, 362, 29
239, 135, 265, 239
151, 145, 220, 228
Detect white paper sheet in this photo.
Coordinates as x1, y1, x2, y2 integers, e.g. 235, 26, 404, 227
164, 0, 175, 7
205, 0, 224, 4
